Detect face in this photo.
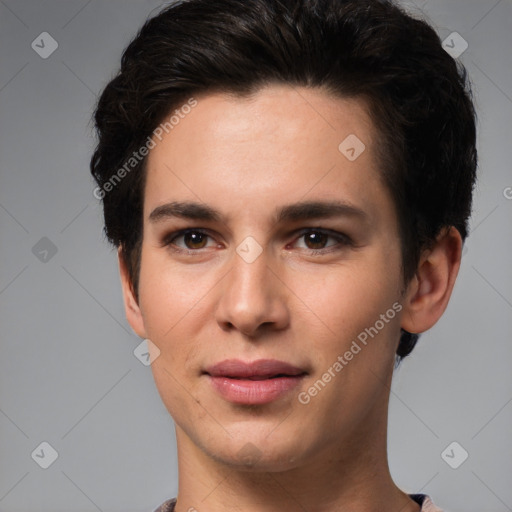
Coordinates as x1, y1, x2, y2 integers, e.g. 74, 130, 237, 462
123, 85, 408, 470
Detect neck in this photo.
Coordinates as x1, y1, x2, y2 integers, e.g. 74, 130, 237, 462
172, 401, 420, 512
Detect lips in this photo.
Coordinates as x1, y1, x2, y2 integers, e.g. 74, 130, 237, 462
205, 359, 306, 379
204, 359, 307, 405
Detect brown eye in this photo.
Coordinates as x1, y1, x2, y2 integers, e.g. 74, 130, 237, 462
163, 229, 217, 252
183, 231, 208, 249
303, 231, 329, 250
289, 228, 352, 253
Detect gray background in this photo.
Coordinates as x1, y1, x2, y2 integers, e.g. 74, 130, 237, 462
0, 1, 511, 511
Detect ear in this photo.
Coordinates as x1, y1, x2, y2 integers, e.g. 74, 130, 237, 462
118, 247, 147, 338
401, 226, 462, 334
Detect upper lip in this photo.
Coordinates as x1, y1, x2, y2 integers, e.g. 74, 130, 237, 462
204, 359, 307, 379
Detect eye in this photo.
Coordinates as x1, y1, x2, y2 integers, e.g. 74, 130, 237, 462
162, 228, 352, 255
163, 229, 219, 251
290, 229, 352, 253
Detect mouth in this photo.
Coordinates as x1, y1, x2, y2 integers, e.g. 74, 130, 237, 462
204, 359, 307, 405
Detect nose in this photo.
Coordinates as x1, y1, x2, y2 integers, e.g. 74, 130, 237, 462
215, 247, 290, 338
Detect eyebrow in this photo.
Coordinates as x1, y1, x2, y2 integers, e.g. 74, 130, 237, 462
149, 201, 222, 223
275, 200, 368, 224
148, 200, 368, 224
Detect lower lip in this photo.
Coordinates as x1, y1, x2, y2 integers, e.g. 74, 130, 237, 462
208, 375, 305, 405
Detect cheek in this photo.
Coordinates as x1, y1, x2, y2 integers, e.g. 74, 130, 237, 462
136, 250, 210, 405
292, 263, 403, 427
293, 259, 401, 346
137, 246, 214, 341
137, 249, 211, 418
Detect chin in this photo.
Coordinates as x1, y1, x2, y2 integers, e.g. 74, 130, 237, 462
210, 445, 303, 473
197, 426, 312, 473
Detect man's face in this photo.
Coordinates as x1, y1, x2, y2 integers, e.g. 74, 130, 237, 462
127, 85, 407, 470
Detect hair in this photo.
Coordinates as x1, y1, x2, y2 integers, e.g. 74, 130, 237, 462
90, 0, 477, 360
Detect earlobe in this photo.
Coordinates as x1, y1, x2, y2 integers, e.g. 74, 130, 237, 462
401, 226, 462, 335
118, 247, 147, 338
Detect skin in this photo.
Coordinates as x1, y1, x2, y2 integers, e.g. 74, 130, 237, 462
119, 84, 462, 512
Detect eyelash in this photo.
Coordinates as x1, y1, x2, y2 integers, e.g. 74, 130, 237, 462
161, 228, 353, 255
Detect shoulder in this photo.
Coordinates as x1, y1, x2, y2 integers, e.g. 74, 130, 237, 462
154, 496, 443, 512
421, 495, 444, 512
410, 493, 444, 512
153, 498, 176, 512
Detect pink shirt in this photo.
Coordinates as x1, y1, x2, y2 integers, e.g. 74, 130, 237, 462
153, 494, 444, 511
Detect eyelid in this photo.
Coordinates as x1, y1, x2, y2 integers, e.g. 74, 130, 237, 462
161, 227, 354, 253
161, 228, 220, 249
290, 227, 353, 247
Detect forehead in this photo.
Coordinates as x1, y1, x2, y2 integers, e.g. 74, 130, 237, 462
143, 84, 391, 226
